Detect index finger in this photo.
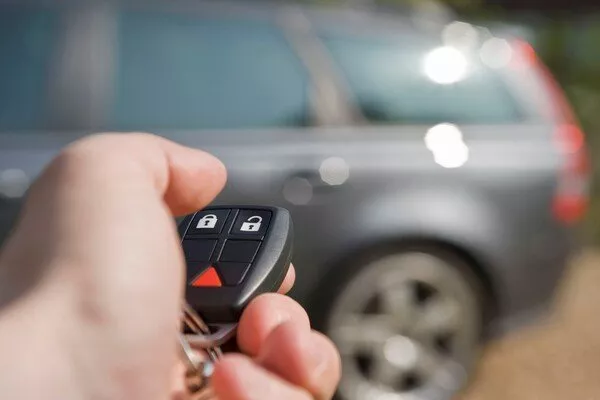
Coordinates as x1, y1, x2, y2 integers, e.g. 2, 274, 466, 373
278, 264, 296, 294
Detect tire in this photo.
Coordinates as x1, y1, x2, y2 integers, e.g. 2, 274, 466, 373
321, 246, 484, 400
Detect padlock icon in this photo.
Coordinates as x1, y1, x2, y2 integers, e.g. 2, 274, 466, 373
197, 214, 218, 229
240, 216, 262, 232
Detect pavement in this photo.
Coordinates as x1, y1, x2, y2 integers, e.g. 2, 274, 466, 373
457, 249, 600, 400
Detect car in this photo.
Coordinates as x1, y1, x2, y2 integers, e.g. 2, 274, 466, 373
0, 1, 589, 399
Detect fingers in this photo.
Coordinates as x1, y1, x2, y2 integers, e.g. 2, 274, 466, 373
212, 354, 312, 400
218, 298, 340, 400
237, 293, 310, 357
277, 265, 296, 295
3, 132, 227, 271
0, 133, 227, 400
38, 132, 226, 215
256, 322, 341, 400
8, 132, 226, 324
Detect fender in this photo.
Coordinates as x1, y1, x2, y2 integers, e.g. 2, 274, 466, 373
351, 187, 510, 268
312, 185, 518, 323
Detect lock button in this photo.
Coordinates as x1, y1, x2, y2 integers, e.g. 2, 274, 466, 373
231, 210, 272, 236
188, 209, 230, 235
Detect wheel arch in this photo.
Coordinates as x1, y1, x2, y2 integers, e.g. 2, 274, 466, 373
309, 235, 499, 338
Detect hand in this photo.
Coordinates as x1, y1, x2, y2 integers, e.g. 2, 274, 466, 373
0, 133, 340, 400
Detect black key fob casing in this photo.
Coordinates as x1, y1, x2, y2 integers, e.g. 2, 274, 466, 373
178, 206, 293, 324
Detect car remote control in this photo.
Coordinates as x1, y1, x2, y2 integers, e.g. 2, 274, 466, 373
178, 205, 293, 348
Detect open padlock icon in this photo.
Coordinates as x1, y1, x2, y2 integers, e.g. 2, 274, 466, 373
240, 216, 262, 232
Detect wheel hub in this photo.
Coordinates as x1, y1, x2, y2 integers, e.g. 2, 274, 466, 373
384, 335, 420, 370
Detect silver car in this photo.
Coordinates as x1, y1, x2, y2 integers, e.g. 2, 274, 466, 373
0, 1, 589, 399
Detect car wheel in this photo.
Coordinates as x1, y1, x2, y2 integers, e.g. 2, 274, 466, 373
324, 249, 483, 400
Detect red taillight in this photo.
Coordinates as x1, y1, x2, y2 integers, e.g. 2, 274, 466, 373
552, 124, 590, 224
553, 195, 588, 224
512, 39, 591, 224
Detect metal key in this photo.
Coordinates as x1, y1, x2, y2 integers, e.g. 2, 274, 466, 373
176, 206, 294, 396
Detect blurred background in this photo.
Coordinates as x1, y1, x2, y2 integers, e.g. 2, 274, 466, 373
2, 0, 600, 399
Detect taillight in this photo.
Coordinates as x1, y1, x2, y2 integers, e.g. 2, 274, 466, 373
553, 124, 590, 224
512, 39, 590, 224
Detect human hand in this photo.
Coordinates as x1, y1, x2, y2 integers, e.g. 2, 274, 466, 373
0, 133, 340, 400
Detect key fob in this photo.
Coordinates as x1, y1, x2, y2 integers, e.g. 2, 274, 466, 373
178, 205, 293, 325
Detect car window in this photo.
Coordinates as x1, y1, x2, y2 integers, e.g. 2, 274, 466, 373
320, 31, 524, 125
0, 6, 60, 131
109, 12, 310, 131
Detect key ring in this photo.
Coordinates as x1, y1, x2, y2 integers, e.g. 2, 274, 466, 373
182, 303, 222, 360
179, 303, 222, 397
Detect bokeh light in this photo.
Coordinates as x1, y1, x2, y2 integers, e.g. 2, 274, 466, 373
423, 46, 469, 85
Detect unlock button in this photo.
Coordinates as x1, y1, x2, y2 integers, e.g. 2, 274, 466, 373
231, 210, 272, 236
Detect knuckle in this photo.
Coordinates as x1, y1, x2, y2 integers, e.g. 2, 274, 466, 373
52, 134, 120, 171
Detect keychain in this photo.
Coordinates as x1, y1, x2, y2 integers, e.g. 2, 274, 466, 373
175, 206, 293, 397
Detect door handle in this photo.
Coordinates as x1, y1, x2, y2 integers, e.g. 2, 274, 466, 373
283, 170, 342, 206
290, 159, 349, 190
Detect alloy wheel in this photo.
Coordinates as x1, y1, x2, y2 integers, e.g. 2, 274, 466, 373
326, 251, 481, 400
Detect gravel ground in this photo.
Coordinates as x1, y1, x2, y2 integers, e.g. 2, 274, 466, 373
457, 250, 600, 400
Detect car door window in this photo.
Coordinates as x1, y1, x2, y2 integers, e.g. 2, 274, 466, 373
319, 31, 523, 125
0, 6, 60, 131
109, 12, 310, 131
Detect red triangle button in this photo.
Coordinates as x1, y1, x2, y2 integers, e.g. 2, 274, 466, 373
191, 267, 222, 287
